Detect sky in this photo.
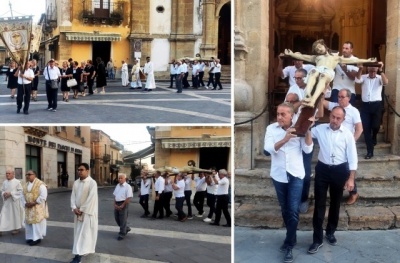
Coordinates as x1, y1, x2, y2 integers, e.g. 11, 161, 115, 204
90, 124, 153, 153
0, 0, 46, 22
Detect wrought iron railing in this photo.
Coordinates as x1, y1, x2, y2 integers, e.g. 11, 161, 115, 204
82, 0, 124, 25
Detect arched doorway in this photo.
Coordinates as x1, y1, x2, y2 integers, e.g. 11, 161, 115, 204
218, 2, 231, 65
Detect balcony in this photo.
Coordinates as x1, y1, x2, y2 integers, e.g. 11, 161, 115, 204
82, 0, 125, 25
46, 1, 57, 28
103, 154, 111, 162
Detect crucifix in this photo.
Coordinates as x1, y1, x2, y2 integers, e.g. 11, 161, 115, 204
331, 153, 336, 164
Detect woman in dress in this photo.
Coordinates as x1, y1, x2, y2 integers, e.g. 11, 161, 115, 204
95, 57, 107, 94
72, 61, 82, 99
121, 60, 129, 86
60, 61, 73, 102
30, 59, 40, 101
5, 61, 18, 98
85, 60, 96, 95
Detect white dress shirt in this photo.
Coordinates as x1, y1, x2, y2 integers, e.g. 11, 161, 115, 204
43, 65, 61, 80
173, 180, 185, 198
184, 177, 192, 191
170, 64, 177, 75
199, 62, 205, 72
311, 123, 358, 170
176, 64, 184, 75
155, 176, 165, 193
209, 62, 216, 73
355, 74, 385, 102
213, 63, 221, 73
140, 178, 151, 195
17, 68, 34, 84
194, 177, 207, 192
264, 122, 313, 183
332, 61, 358, 94
113, 182, 133, 202
206, 174, 219, 194
182, 63, 188, 73
286, 84, 306, 100
164, 178, 173, 192
216, 177, 229, 195
192, 64, 200, 75
282, 64, 315, 86
328, 102, 361, 134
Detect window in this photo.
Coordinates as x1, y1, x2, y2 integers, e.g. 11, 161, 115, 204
26, 145, 41, 180
75, 126, 81, 137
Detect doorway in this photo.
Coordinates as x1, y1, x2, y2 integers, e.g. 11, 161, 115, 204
92, 41, 111, 67
199, 147, 230, 171
217, 2, 231, 65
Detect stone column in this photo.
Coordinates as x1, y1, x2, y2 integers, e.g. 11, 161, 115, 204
385, 0, 400, 154
129, 0, 152, 61
234, 0, 269, 169
200, 0, 216, 58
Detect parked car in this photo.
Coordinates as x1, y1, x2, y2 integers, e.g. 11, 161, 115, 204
0, 65, 9, 74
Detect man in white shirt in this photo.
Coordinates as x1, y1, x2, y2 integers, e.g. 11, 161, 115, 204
113, 173, 133, 240
43, 59, 61, 112
183, 173, 193, 219
181, 59, 190, 88
355, 62, 388, 159
321, 88, 363, 205
171, 172, 187, 222
16, 61, 34, 114
193, 172, 207, 217
144, 56, 156, 91
203, 169, 218, 223
277, 54, 315, 86
0, 168, 24, 235
162, 173, 173, 217
211, 59, 223, 90
209, 169, 231, 227
198, 59, 206, 87
191, 60, 200, 88
168, 59, 177, 88
206, 57, 215, 88
175, 60, 184, 93
308, 106, 358, 255
139, 171, 151, 217
264, 102, 313, 262
151, 171, 164, 219
331, 42, 359, 104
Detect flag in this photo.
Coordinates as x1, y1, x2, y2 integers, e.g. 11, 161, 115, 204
30, 23, 43, 53
0, 16, 33, 66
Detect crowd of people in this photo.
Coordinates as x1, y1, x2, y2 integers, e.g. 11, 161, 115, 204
3, 55, 226, 114
0, 164, 230, 263
267, 39, 387, 263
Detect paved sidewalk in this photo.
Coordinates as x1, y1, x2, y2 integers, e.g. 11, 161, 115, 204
235, 227, 400, 263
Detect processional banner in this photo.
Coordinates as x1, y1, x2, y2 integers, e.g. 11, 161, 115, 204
0, 16, 33, 65
30, 23, 43, 53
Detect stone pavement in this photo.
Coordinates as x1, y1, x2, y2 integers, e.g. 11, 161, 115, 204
0, 187, 231, 263
0, 77, 231, 123
235, 226, 400, 263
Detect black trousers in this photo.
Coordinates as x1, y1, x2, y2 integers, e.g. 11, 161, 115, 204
152, 192, 164, 218
198, 71, 205, 86
361, 101, 383, 154
139, 194, 150, 215
169, 74, 176, 88
213, 72, 222, 89
207, 73, 214, 87
214, 194, 231, 225
183, 72, 190, 88
17, 83, 31, 112
313, 161, 349, 244
206, 193, 216, 219
175, 196, 186, 220
184, 190, 193, 216
163, 191, 173, 216
193, 191, 206, 214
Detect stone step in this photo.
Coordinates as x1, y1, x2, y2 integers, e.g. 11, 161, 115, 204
235, 201, 400, 230
255, 144, 393, 169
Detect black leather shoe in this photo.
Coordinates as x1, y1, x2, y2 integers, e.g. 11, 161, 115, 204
279, 242, 297, 252
209, 222, 219, 226
117, 236, 124, 240
17, 108, 20, 114
308, 242, 323, 254
70, 255, 81, 263
284, 248, 293, 263
222, 224, 231, 227
29, 239, 41, 246
365, 153, 373, 159
325, 234, 337, 246
26, 239, 33, 244
24, 111, 29, 115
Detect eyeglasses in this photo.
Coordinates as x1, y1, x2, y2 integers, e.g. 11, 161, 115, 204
338, 96, 348, 99
26, 173, 34, 176
77, 169, 85, 171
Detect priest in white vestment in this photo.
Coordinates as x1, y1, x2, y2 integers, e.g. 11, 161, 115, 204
121, 60, 129, 86
22, 170, 48, 246
0, 168, 24, 235
144, 56, 156, 91
130, 59, 142, 89
70, 163, 98, 263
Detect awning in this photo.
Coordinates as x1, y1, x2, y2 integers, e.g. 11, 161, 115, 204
123, 144, 155, 163
65, 32, 121, 42
161, 137, 231, 149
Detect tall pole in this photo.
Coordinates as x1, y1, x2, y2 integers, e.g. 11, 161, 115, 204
9, 0, 13, 18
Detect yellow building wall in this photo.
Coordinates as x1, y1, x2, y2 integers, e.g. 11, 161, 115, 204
169, 149, 198, 168
170, 126, 231, 138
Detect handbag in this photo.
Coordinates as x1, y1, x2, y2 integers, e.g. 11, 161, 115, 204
67, 78, 77, 87
46, 66, 59, 89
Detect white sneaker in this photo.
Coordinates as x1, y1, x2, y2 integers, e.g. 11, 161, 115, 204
195, 212, 204, 218
205, 86, 209, 89
203, 217, 212, 222
100, 90, 105, 94
93, 89, 98, 93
